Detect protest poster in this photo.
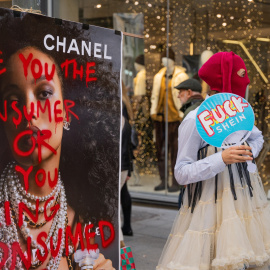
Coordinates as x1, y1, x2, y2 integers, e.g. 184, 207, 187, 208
196, 93, 254, 148
0, 8, 122, 270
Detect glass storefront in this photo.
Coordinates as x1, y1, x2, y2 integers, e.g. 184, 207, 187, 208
1, 0, 270, 204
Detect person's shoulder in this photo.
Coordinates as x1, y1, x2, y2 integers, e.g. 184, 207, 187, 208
153, 67, 166, 84
179, 108, 197, 134
185, 100, 203, 115
138, 68, 146, 77
183, 106, 200, 123
154, 67, 166, 77
174, 66, 187, 74
173, 67, 189, 85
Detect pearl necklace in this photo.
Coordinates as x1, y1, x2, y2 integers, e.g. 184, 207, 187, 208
0, 162, 68, 270
17, 171, 61, 202
10, 174, 59, 213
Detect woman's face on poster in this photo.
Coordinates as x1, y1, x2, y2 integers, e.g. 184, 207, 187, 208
0, 47, 64, 166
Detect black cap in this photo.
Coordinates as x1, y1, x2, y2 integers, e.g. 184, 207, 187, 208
135, 54, 145, 66
175, 78, 202, 93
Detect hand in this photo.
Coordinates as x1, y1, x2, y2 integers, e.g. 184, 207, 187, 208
93, 253, 115, 270
221, 145, 253, 165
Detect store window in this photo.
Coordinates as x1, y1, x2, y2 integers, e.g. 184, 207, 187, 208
75, 0, 270, 204
1, 0, 269, 204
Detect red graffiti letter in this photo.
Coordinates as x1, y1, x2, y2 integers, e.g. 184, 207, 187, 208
61, 59, 75, 78
86, 62, 97, 87
37, 100, 52, 122
0, 51, 6, 75
0, 100, 7, 121
48, 168, 58, 188
45, 62, 55, 81
73, 61, 83, 80
19, 52, 33, 79
11, 101, 22, 128
4, 201, 11, 226
0, 242, 9, 268
54, 100, 63, 123
44, 196, 59, 222
84, 223, 98, 250
15, 165, 33, 192
35, 168, 46, 187
99, 221, 115, 248
64, 100, 79, 122
23, 102, 35, 122
18, 201, 39, 227
13, 131, 35, 158
11, 237, 31, 270
36, 130, 56, 163
31, 58, 42, 81
36, 231, 48, 263
65, 223, 85, 256
50, 228, 62, 257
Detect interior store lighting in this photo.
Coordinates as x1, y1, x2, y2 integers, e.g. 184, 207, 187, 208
189, 42, 194, 55
217, 14, 222, 18
256, 37, 270, 42
96, 4, 102, 8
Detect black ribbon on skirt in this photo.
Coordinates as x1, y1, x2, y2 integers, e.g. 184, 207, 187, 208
187, 144, 254, 213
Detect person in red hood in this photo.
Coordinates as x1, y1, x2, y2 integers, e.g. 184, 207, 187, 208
199, 51, 250, 98
157, 52, 269, 270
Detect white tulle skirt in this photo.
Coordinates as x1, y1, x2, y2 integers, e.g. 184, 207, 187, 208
156, 148, 270, 270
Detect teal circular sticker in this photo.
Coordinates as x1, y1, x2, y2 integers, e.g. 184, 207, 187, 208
196, 93, 254, 148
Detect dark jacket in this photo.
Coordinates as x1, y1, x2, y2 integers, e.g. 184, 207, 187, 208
180, 95, 204, 119
121, 116, 133, 173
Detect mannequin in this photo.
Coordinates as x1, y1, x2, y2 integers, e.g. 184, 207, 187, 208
151, 48, 189, 192
161, 57, 175, 76
200, 49, 214, 98
134, 54, 146, 96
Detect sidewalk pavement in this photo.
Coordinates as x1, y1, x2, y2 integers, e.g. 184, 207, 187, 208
124, 204, 178, 270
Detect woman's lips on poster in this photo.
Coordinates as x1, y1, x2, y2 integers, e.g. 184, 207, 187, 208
25, 126, 44, 146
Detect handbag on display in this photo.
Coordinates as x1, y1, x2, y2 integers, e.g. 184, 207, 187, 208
120, 246, 136, 270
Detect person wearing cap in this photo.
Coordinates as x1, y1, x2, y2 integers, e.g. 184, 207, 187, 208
175, 78, 204, 119
157, 52, 269, 270
174, 78, 204, 208
151, 48, 189, 192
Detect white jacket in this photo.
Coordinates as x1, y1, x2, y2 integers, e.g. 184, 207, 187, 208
134, 69, 146, 96
150, 66, 189, 117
